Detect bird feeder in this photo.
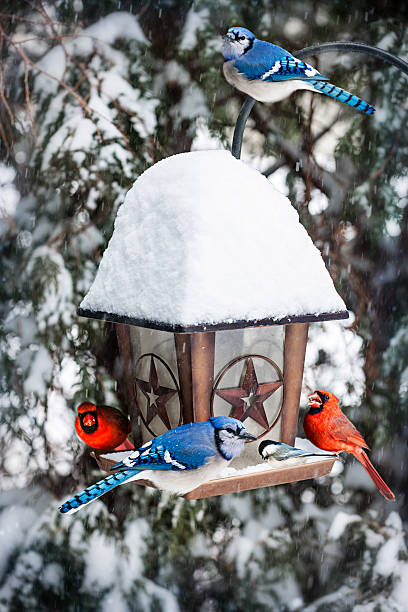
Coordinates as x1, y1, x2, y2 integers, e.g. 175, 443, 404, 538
78, 148, 346, 499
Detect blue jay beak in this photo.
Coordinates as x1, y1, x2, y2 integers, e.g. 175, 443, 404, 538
239, 429, 257, 441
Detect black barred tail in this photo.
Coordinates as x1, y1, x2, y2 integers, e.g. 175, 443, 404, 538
310, 80, 375, 114
58, 468, 140, 515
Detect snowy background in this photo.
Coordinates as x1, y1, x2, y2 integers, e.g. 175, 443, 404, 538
1, 1, 408, 611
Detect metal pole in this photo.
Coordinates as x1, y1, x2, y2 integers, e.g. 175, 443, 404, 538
231, 96, 255, 159
296, 41, 408, 74
231, 41, 408, 160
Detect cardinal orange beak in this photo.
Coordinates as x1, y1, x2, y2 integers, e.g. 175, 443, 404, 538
83, 413, 96, 427
307, 392, 322, 408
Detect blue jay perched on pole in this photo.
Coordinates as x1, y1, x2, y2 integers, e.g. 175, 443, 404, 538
222, 27, 375, 114
259, 439, 338, 465
58, 416, 256, 514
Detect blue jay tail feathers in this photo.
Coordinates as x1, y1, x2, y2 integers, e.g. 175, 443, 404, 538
310, 80, 375, 114
58, 469, 138, 514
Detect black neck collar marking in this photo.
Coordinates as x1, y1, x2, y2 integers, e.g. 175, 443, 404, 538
308, 405, 324, 416
242, 37, 255, 55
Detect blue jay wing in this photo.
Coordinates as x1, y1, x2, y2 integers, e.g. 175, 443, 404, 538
112, 421, 216, 472
235, 54, 329, 83
262, 56, 328, 82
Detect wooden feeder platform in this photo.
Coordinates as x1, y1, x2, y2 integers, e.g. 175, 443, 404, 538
91, 451, 336, 500
184, 458, 336, 499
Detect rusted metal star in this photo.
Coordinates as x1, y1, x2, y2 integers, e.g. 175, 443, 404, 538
215, 358, 282, 429
135, 356, 177, 430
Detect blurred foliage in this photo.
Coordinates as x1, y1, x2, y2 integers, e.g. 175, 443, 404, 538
1, 1, 408, 610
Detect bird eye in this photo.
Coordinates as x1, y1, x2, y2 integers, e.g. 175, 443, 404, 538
323, 394, 329, 402
238, 35, 245, 40
226, 427, 235, 434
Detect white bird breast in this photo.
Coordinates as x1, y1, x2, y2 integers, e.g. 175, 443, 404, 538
124, 455, 227, 495
223, 62, 316, 103
263, 453, 315, 467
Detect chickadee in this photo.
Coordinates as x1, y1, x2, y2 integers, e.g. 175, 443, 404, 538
259, 439, 337, 465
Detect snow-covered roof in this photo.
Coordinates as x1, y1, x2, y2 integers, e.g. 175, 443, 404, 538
79, 150, 348, 331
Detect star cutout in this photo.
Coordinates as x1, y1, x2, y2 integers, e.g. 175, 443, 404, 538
242, 391, 256, 407
215, 358, 282, 430
135, 356, 177, 430
146, 389, 159, 406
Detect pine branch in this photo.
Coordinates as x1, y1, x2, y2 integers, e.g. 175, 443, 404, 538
252, 106, 344, 201
23, 57, 42, 149
262, 118, 339, 178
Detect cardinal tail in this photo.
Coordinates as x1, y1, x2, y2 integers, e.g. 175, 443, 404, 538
353, 450, 395, 501
58, 469, 141, 515
310, 80, 375, 115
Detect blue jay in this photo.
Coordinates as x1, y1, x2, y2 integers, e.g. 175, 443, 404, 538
58, 416, 256, 514
222, 27, 375, 114
259, 439, 338, 465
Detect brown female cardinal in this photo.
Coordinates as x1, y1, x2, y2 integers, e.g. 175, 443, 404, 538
75, 402, 132, 451
304, 390, 395, 501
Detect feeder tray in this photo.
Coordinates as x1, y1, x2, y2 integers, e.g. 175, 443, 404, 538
91, 450, 336, 499
184, 458, 336, 499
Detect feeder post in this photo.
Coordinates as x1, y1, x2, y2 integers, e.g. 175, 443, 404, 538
174, 333, 193, 423
280, 323, 309, 446
174, 331, 216, 423
115, 324, 143, 447
191, 332, 216, 422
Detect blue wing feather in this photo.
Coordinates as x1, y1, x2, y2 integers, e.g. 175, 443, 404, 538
249, 40, 292, 61
112, 421, 216, 472
233, 41, 285, 80
234, 40, 328, 82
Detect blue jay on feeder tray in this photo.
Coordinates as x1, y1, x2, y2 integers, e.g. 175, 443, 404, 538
58, 416, 256, 514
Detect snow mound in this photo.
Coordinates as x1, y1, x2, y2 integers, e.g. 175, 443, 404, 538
80, 150, 346, 327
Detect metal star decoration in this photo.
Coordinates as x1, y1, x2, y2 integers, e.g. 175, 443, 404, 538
215, 358, 282, 429
135, 356, 177, 430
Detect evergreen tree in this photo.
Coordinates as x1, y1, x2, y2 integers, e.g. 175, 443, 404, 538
1, 1, 408, 610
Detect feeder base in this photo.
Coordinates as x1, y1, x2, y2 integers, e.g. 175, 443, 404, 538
91, 451, 336, 499
184, 458, 336, 499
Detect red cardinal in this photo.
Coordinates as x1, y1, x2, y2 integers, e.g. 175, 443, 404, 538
304, 390, 395, 501
75, 402, 132, 451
